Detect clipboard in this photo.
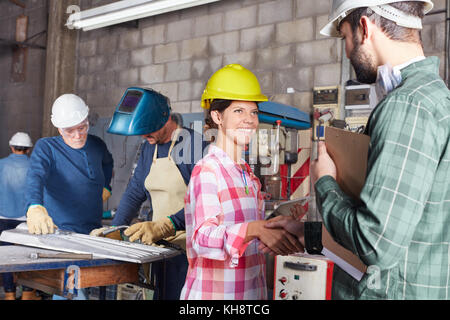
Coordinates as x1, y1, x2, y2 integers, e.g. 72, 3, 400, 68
320, 126, 370, 277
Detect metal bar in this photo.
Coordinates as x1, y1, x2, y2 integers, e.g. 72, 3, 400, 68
30, 252, 93, 260
0, 38, 46, 50
9, 0, 25, 8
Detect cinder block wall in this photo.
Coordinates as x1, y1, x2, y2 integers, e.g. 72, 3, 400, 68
0, 0, 48, 158
75, 0, 338, 119
75, 0, 447, 122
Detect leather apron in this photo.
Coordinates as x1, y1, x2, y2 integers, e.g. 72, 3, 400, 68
144, 130, 187, 250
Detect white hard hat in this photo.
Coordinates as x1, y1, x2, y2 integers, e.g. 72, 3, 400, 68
9, 132, 33, 147
320, 0, 434, 37
51, 94, 89, 128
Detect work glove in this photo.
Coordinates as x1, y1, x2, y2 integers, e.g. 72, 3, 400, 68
89, 226, 122, 241
124, 217, 175, 245
102, 188, 112, 202
26, 205, 56, 235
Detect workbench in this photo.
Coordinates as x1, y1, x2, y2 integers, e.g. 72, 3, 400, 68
0, 245, 143, 299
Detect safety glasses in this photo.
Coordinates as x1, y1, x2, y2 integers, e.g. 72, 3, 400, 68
61, 120, 89, 138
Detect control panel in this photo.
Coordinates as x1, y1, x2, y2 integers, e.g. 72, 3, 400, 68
273, 254, 334, 300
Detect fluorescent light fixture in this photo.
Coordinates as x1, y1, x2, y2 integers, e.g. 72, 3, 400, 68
66, 0, 220, 31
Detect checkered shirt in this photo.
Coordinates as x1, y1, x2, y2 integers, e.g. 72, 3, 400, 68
315, 56, 450, 299
180, 145, 267, 300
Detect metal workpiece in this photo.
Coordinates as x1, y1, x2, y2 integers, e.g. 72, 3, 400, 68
0, 224, 180, 264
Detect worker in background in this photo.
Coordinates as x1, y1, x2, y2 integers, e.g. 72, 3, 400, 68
25, 94, 114, 300
267, 0, 449, 300
181, 64, 304, 300
0, 132, 42, 300
91, 88, 208, 300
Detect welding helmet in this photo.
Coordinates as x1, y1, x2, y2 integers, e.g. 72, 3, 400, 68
320, 0, 434, 38
201, 64, 268, 109
107, 87, 170, 136
51, 94, 89, 129
9, 132, 33, 147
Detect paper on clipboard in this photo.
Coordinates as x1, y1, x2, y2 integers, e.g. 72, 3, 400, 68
265, 196, 309, 220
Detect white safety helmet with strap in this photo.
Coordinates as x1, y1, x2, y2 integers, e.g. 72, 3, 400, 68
320, 0, 434, 37
51, 94, 89, 128
9, 132, 33, 147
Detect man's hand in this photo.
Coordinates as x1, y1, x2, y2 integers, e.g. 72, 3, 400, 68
102, 188, 112, 202
259, 216, 305, 256
26, 205, 56, 235
311, 141, 337, 185
89, 226, 122, 240
246, 220, 303, 256
123, 217, 175, 245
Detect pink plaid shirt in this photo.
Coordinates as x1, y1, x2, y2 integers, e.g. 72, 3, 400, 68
180, 145, 267, 300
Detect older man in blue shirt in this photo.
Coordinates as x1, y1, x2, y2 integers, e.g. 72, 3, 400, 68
25, 94, 113, 300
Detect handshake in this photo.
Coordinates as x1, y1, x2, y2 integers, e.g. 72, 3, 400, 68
246, 204, 307, 256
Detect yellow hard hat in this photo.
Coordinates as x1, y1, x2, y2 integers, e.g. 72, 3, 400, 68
201, 64, 268, 109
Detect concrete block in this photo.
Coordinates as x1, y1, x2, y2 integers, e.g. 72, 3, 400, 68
178, 80, 204, 101
240, 25, 274, 51
292, 91, 313, 114
167, 19, 193, 42
223, 51, 256, 69
296, 39, 339, 66
93, 71, 116, 90
140, 65, 165, 84
142, 24, 165, 46
77, 74, 94, 91
107, 51, 130, 71
118, 68, 139, 86
209, 31, 240, 55
180, 37, 208, 60
259, 0, 293, 25
435, 22, 446, 52
271, 93, 293, 106
166, 61, 191, 82
256, 45, 294, 70
192, 59, 211, 79
79, 39, 97, 57
314, 63, 341, 87
209, 0, 242, 14
422, 24, 433, 54
315, 15, 329, 40
97, 34, 118, 55
191, 101, 203, 113
194, 13, 223, 37
224, 5, 257, 31
209, 56, 224, 74
296, 0, 332, 18
88, 56, 107, 73
276, 18, 314, 44
77, 57, 89, 75
154, 43, 179, 63
253, 70, 273, 94
131, 47, 153, 66
171, 101, 192, 113
151, 82, 178, 102
274, 66, 313, 93
119, 29, 140, 50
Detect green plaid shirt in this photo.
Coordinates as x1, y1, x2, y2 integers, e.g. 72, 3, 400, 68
315, 56, 450, 300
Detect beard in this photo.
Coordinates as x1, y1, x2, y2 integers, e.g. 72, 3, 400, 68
349, 36, 378, 84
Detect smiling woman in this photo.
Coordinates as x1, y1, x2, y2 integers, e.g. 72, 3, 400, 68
180, 64, 303, 300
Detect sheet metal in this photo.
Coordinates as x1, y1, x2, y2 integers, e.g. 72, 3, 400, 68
0, 223, 180, 264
